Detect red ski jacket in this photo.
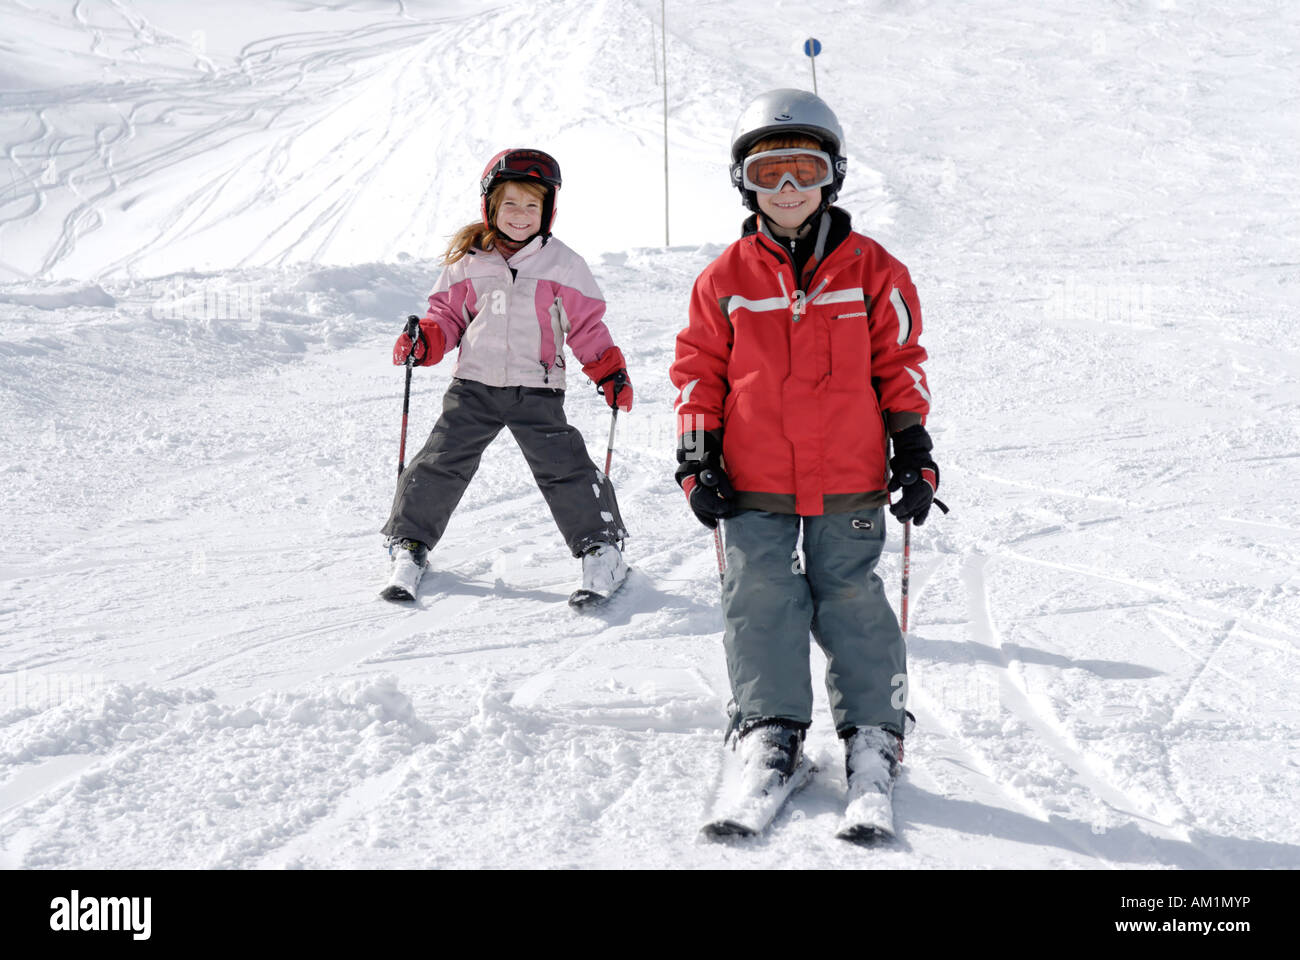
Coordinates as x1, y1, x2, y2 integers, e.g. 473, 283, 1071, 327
671, 208, 931, 516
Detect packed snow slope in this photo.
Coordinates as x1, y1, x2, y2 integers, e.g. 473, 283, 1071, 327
1, 0, 1298, 868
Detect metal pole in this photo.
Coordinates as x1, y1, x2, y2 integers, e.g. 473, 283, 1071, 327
398, 362, 414, 476
661, 0, 669, 246
650, 17, 658, 85
603, 408, 618, 477
892, 465, 919, 632
901, 520, 911, 632
397, 314, 420, 477
811, 54, 818, 95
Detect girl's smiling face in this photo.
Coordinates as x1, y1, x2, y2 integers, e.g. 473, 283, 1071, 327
496, 181, 543, 242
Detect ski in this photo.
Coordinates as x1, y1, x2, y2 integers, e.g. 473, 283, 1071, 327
700, 755, 816, 839
837, 822, 891, 844
567, 582, 623, 610
567, 566, 630, 610
381, 549, 426, 603
567, 588, 603, 609
380, 583, 418, 602
836, 784, 896, 844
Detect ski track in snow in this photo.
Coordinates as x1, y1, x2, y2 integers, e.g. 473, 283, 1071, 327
1, 0, 1299, 868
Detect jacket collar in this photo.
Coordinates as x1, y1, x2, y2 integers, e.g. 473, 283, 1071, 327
743, 206, 854, 282
472, 233, 549, 266
743, 205, 852, 244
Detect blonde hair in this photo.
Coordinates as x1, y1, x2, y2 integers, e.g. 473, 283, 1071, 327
442, 179, 550, 265
747, 133, 823, 156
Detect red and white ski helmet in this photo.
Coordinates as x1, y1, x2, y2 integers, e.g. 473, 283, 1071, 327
479, 148, 563, 236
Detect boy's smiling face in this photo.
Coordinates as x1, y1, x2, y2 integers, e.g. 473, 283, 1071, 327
748, 134, 825, 234
756, 182, 821, 233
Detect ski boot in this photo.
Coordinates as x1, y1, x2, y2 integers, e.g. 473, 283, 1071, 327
381, 537, 428, 602
837, 724, 903, 843
569, 541, 628, 608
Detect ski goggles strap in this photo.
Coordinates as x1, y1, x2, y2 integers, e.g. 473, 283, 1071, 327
482, 149, 562, 193
738, 148, 835, 193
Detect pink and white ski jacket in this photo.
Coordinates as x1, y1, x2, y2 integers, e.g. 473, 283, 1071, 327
420, 235, 617, 391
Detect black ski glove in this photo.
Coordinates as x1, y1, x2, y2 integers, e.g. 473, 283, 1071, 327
675, 430, 738, 529
888, 424, 948, 526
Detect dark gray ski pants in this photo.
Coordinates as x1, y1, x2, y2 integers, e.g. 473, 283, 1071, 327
382, 378, 626, 557
721, 508, 906, 737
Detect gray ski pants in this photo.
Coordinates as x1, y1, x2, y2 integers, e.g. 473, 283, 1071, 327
720, 508, 907, 737
382, 378, 626, 557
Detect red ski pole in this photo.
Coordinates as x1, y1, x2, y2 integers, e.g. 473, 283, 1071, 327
893, 468, 919, 634
700, 468, 727, 585
603, 407, 617, 477
396, 315, 420, 477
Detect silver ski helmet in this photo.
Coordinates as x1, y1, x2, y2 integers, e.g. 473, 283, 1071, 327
480, 148, 563, 236
729, 89, 847, 212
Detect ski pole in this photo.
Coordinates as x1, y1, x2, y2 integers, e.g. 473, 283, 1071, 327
901, 519, 912, 633
892, 467, 949, 632
894, 468, 918, 634
603, 407, 618, 476
700, 468, 727, 584
396, 314, 420, 477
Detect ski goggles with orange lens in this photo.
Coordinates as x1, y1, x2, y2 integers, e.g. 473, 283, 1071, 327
739, 148, 834, 193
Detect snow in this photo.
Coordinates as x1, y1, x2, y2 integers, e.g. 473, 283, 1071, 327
1, 0, 1298, 869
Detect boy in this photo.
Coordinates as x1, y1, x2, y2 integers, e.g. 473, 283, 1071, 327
671, 89, 941, 838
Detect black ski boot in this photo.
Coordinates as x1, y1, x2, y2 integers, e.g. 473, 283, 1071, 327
701, 718, 814, 839
737, 718, 807, 780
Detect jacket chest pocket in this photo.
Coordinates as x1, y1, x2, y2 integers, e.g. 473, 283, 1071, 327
549, 296, 571, 334
546, 296, 569, 369
826, 297, 872, 381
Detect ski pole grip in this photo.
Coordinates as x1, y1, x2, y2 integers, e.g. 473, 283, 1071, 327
897, 469, 919, 486
699, 468, 719, 488
403, 315, 422, 366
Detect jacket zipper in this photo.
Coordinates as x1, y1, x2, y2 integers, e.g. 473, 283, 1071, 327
778, 259, 831, 322
804, 277, 830, 312
757, 229, 841, 297
778, 273, 796, 318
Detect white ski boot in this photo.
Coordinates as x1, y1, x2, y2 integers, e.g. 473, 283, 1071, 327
381, 538, 427, 602
568, 541, 628, 609
837, 725, 903, 843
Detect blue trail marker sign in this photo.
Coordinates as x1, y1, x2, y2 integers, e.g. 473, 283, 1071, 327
804, 37, 821, 93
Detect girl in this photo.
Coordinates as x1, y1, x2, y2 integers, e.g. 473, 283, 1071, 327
671, 91, 941, 839
382, 148, 631, 604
